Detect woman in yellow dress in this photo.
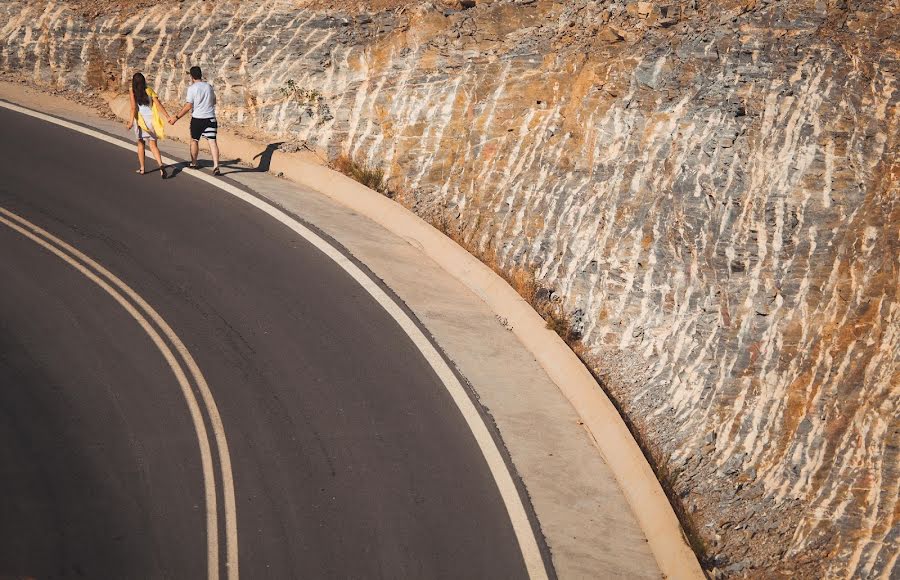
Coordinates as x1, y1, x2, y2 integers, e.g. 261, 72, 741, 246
126, 72, 172, 179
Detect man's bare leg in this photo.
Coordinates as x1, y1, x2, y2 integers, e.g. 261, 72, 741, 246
190, 139, 200, 167
209, 139, 220, 174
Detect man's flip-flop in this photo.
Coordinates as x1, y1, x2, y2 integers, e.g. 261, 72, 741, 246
188, 163, 200, 169
212, 168, 221, 176
135, 168, 145, 175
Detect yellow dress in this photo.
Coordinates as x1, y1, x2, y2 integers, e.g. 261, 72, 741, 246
136, 87, 166, 140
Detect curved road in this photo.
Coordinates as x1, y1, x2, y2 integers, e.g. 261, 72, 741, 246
0, 106, 535, 578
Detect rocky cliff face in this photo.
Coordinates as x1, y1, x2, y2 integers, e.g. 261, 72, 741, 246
2, 0, 897, 577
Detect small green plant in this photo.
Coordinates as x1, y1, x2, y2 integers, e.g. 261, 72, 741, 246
280, 79, 333, 127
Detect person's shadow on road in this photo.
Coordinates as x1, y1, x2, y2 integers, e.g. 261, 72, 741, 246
219, 142, 284, 175
167, 161, 188, 179
162, 142, 283, 179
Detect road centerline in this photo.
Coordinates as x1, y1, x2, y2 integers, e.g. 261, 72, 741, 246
0, 206, 238, 580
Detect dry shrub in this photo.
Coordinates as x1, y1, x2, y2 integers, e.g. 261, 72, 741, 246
538, 300, 580, 344
333, 154, 392, 197
491, 260, 580, 344
507, 268, 538, 305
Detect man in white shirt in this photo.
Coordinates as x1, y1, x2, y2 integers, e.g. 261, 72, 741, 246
170, 66, 221, 175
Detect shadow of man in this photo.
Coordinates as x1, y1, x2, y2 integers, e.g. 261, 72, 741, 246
219, 142, 284, 175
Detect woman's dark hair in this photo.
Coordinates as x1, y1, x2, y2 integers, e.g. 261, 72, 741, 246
132, 72, 150, 107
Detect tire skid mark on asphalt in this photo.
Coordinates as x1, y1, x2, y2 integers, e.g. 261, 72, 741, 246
0, 99, 548, 579
0, 207, 237, 580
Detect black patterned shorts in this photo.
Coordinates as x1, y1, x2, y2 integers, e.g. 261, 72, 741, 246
190, 117, 217, 141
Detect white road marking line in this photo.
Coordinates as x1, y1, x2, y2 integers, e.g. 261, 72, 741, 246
0, 100, 548, 579
0, 208, 230, 580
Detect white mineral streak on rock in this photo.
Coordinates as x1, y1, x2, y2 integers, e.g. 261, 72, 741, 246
1, 1, 896, 577
344, 52, 370, 154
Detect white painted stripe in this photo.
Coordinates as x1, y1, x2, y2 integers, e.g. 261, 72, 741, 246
0, 208, 226, 580
0, 100, 548, 579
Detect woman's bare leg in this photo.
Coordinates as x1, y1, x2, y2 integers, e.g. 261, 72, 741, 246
148, 139, 166, 177
136, 139, 146, 173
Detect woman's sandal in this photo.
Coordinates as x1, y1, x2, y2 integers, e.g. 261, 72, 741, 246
188, 163, 200, 169
135, 168, 145, 175
160, 166, 168, 179
212, 167, 221, 176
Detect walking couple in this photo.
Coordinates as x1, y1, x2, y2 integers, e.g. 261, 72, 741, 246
126, 66, 220, 179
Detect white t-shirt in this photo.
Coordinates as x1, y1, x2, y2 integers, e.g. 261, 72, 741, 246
186, 81, 216, 119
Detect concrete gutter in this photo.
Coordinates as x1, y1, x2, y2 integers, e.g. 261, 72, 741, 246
106, 93, 704, 579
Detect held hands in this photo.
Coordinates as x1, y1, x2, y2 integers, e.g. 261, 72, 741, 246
168, 115, 178, 126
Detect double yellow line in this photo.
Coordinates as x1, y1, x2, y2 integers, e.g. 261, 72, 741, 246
0, 207, 238, 580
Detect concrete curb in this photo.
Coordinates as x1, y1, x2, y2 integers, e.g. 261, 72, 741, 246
107, 95, 704, 579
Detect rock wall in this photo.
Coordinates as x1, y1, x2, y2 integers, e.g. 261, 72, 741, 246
1, 1, 897, 577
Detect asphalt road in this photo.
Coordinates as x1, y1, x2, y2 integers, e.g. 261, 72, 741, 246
0, 106, 531, 578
